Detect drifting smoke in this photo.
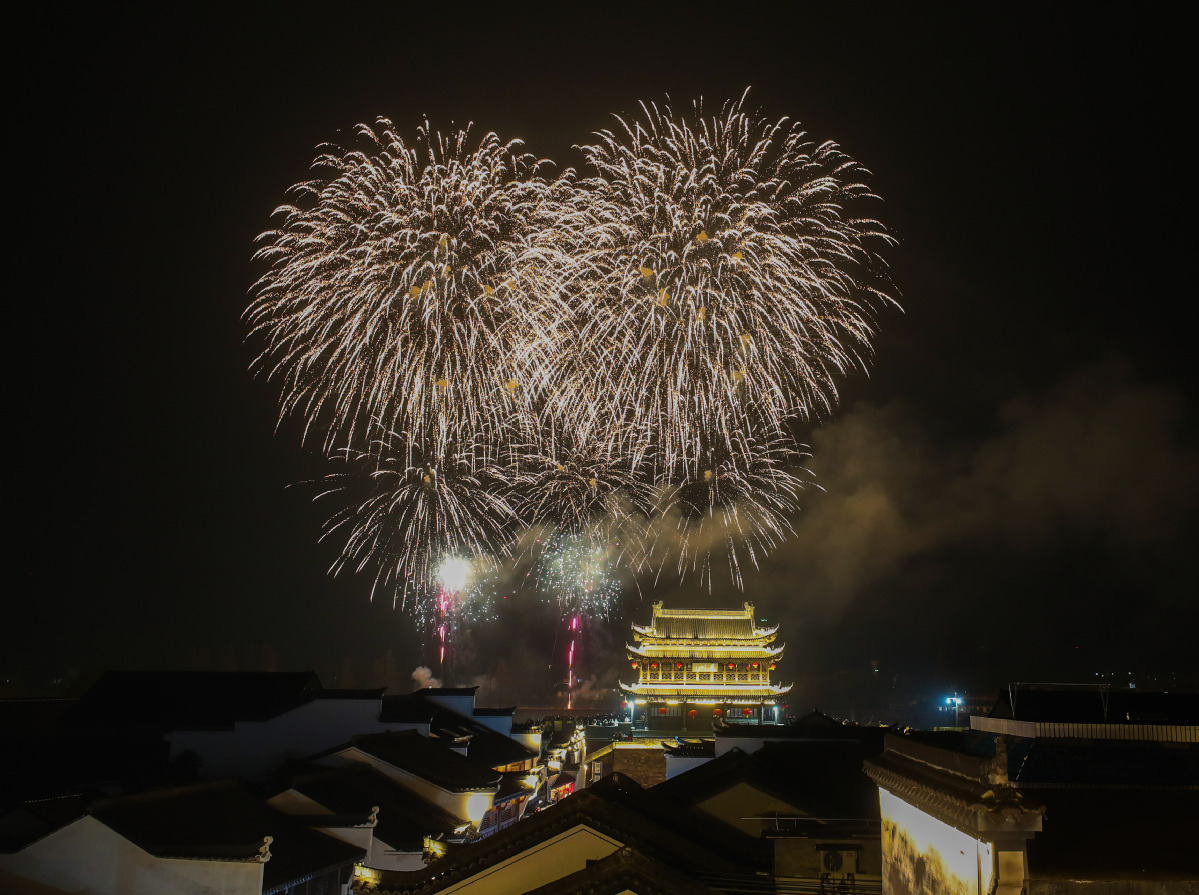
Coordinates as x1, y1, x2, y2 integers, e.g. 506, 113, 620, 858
743, 358, 1199, 615
411, 666, 441, 689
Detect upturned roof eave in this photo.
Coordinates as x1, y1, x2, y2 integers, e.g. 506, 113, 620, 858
631, 632, 780, 646
619, 681, 793, 697
626, 643, 785, 659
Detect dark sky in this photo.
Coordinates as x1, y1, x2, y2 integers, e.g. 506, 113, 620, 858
11, 6, 1195, 705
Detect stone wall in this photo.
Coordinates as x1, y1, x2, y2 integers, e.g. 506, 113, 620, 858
609, 743, 667, 788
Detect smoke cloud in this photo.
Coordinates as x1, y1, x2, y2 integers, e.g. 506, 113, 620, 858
411, 666, 441, 689
773, 357, 1198, 615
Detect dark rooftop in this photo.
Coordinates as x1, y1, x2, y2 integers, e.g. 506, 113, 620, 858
368, 773, 763, 893
380, 694, 438, 725
990, 686, 1199, 725
0, 700, 76, 738
714, 710, 882, 741
655, 739, 884, 821
413, 687, 479, 697
66, 671, 323, 732
281, 765, 463, 851
339, 731, 501, 792
523, 845, 726, 895
1026, 789, 1199, 880
384, 693, 538, 770
89, 780, 363, 890
892, 727, 1199, 789
64, 671, 388, 735
472, 707, 517, 717
0, 795, 88, 853
1011, 737, 1199, 789
661, 737, 716, 759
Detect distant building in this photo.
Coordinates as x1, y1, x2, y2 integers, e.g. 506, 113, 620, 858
620, 601, 792, 730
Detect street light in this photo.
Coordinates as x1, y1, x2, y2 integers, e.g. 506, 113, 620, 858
946, 694, 964, 727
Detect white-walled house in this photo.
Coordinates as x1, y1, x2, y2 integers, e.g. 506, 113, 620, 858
64, 671, 434, 782
0, 781, 363, 895
168, 690, 425, 780
0, 814, 265, 895
314, 731, 501, 827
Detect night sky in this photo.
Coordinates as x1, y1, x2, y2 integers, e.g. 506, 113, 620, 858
11, 6, 1195, 708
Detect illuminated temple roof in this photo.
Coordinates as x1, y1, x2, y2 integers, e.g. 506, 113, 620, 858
621, 682, 791, 700
622, 601, 793, 705
627, 642, 784, 660
632, 602, 778, 643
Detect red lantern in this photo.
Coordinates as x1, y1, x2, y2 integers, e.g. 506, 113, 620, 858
687, 709, 698, 718
650, 662, 658, 669
727, 662, 736, 670
751, 662, 759, 669
620, 701, 629, 709
712, 708, 723, 716
675, 662, 684, 669
657, 706, 668, 715
742, 708, 753, 716
631, 661, 639, 669
769, 663, 777, 670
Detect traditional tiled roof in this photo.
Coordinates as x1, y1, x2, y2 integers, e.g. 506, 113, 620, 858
0, 699, 75, 738
656, 739, 884, 821
87, 780, 364, 891
279, 765, 463, 852
864, 730, 1199, 882
712, 711, 866, 738
990, 686, 1199, 725
632, 602, 778, 642
429, 715, 537, 770
523, 845, 726, 895
494, 772, 535, 804
1, 728, 172, 807
338, 731, 501, 793
864, 733, 1045, 832
1024, 788, 1199, 880
627, 643, 784, 660
1010, 737, 1199, 789
660, 738, 716, 758
365, 773, 767, 893
64, 671, 381, 732
0, 795, 88, 853
379, 692, 536, 770
471, 707, 516, 717
620, 682, 791, 698
412, 687, 479, 698
379, 694, 438, 725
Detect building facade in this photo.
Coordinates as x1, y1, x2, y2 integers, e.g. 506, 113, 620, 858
621, 602, 792, 730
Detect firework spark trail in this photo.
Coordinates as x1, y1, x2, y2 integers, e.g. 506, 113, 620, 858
249, 97, 895, 611
247, 120, 575, 461
651, 431, 813, 589
314, 436, 516, 608
566, 614, 580, 709
558, 94, 895, 478
532, 532, 623, 619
